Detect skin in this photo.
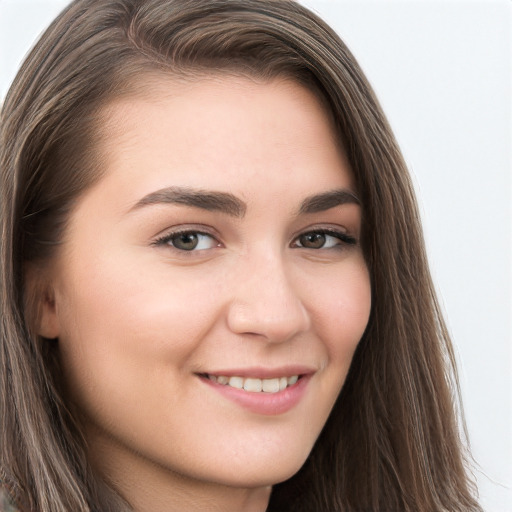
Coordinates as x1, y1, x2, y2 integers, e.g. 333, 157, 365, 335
38, 76, 371, 512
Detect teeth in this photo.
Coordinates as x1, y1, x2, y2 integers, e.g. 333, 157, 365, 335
207, 374, 300, 393
244, 378, 262, 392
287, 375, 298, 386
262, 378, 280, 393
228, 376, 244, 389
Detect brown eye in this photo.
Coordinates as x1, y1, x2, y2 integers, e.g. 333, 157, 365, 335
299, 232, 326, 249
155, 231, 219, 251
294, 230, 357, 250
172, 233, 199, 251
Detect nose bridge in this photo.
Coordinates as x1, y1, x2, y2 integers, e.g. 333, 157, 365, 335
227, 246, 311, 342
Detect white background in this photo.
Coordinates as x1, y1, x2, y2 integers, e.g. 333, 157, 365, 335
1, 0, 510, 510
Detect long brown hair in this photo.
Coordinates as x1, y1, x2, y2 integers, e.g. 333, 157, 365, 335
0, 1, 481, 510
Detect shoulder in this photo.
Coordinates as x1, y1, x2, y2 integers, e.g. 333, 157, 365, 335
0, 486, 21, 512
0, 471, 25, 512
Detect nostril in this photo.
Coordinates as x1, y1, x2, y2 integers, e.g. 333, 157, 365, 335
226, 298, 310, 343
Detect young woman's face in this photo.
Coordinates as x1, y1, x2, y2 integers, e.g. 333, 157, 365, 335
40, 76, 371, 506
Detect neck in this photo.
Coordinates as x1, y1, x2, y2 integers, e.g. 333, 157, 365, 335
125, 480, 272, 512
88, 430, 272, 512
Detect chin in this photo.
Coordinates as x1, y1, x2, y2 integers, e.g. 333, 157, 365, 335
206, 448, 310, 489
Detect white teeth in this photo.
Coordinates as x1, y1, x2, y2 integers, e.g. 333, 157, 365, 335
207, 374, 300, 393
287, 375, 298, 386
228, 376, 244, 389
262, 378, 280, 393
244, 378, 262, 392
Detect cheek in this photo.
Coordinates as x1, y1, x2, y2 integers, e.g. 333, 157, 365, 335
308, 261, 371, 419
54, 251, 225, 398
308, 260, 371, 358
60, 245, 219, 331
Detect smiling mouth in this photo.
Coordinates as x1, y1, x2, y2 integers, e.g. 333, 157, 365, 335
200, 374, 301, 393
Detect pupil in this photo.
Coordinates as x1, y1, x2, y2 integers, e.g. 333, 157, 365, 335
301, 233, 325, 249
175, 233, 198, 250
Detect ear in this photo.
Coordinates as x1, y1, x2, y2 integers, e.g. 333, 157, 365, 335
24, 264, 61, 340
38, 287, 61, 339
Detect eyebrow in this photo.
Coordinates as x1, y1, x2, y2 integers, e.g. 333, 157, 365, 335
298, 188, 360, 214
129, 186, 246, 218
129, 186, 360, 217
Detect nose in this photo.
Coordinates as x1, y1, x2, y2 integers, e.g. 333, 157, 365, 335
226, 250, 311, 343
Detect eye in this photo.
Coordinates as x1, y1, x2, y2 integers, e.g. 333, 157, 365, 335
293, 229, 356, 249
154, 230, 220, 251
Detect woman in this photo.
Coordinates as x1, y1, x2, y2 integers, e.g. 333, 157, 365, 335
0, 0, 482, 511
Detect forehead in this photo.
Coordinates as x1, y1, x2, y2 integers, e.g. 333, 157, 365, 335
99, 73, 341, 152
84, 74, 354, 210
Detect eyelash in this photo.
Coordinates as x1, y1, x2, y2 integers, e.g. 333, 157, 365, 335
292, 229, 357, 249
153, 229, 220, 251
153, 227, 357, 252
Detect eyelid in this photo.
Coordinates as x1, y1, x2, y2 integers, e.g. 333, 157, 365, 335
291, 225, 358, 245
150, 223, 358, 253
151, 225, 222, 250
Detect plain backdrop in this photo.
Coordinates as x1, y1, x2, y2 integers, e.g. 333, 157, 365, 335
1, 0, 511, 510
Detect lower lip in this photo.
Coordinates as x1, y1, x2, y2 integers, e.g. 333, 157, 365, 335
200, 375, 311, 415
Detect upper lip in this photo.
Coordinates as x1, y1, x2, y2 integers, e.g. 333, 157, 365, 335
198, 365, 316, 379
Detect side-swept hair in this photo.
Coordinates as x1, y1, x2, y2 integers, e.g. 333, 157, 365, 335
0, 1, 481, 510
